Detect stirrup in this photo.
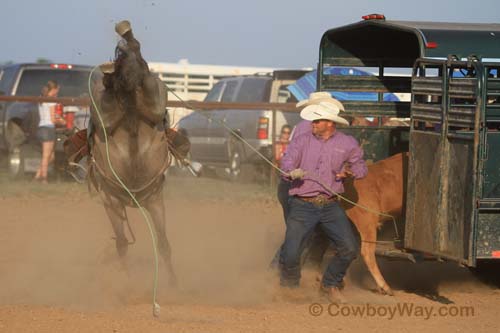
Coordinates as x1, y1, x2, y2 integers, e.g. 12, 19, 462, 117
67, 161, 88, 184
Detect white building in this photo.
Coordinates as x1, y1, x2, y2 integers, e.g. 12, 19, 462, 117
148, 59, 276, 125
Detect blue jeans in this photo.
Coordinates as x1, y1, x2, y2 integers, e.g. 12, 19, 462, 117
280, 197, 359, 288
277, 179, 291, 220
270, 180, 331, 269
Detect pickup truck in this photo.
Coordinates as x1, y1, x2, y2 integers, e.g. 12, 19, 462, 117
177, 69, 309, 181
0, 63, 92, 179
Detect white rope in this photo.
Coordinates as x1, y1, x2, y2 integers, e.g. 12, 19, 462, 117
88, 66, 162, 318
166, 87, 401, 240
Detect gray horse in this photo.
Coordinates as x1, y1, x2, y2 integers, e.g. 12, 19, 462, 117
88, 21, 183, 285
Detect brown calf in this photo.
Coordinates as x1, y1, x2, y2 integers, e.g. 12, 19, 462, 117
342, 152, 407, 295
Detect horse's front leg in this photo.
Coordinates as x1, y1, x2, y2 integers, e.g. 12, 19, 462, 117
144, 190, 177, 287
101, 192, 129, 257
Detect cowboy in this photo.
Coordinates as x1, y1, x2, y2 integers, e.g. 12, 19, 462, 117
271, 92, 347, 269
279, 98, 367, 303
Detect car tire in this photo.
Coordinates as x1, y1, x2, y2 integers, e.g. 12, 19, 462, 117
226, 142, 241, 181
8, 145, 25, 180
227, 142, 254, 182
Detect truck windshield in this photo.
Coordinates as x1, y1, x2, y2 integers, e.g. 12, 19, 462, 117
204, 81, 224, 102
15, 69, 90, 97
236, 78, 269, 102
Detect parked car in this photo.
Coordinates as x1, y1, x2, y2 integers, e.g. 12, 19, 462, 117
0, 63, 92, 179
177, 69, 309, 181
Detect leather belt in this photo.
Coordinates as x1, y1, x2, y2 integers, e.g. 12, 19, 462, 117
297, 194, 338, 207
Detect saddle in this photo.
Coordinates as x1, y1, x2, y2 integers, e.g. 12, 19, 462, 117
165, 128, 191, 163
63, 128, 89, 164
63, 127, 190, 165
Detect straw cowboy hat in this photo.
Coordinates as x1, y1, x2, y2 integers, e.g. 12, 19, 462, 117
300, 101, 350, 126
296, 91, 345, 112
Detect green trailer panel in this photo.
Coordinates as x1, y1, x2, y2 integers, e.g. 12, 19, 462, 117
318, 18, 500, 265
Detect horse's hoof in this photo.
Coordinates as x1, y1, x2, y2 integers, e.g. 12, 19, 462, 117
100, 62, 115, 74
115, 20, 131, 36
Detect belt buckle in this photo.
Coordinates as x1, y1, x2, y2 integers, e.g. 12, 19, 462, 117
313, 195, 328, 207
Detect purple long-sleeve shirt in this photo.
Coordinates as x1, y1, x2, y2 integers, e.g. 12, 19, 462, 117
281, 130, 368, 197
290, 120, 311, 140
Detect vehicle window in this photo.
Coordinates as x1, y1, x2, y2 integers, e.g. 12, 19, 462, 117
14, 69, 90, 97
0, 66, 18, 94
204, 81, 225, 102
236, 78, 269, 102
221, 80, 237, 102
278, 84, 297, 103
179, 110, 210, 129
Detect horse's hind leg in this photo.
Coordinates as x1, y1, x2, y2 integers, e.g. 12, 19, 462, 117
102, 192, 129, 257
145, 191, 177, 287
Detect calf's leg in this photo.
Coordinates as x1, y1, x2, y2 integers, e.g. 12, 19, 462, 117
358, 220, 394, 295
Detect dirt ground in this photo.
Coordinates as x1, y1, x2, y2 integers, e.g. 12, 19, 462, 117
0, 173, 499, 332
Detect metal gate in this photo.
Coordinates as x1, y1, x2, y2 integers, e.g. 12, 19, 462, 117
404, 58, 483, 264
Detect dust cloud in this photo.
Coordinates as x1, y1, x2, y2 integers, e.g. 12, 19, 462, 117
1, 175, 499, 333
0, 175, 495, 313
0, 176, 285, 311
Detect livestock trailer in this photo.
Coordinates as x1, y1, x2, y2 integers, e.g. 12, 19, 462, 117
317, 15, 500, 268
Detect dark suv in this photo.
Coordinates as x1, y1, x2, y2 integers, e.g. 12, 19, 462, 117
0, 63, 92, 178
177, 69, 309, 180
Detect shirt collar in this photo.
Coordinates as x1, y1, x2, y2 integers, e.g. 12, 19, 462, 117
313, 129, 337, 141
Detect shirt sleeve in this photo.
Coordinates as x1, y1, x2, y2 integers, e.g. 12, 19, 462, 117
347, 137, 368, 179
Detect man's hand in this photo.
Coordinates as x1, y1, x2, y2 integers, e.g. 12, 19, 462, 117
336, 163, 355, 180
289, 168, 306, 180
